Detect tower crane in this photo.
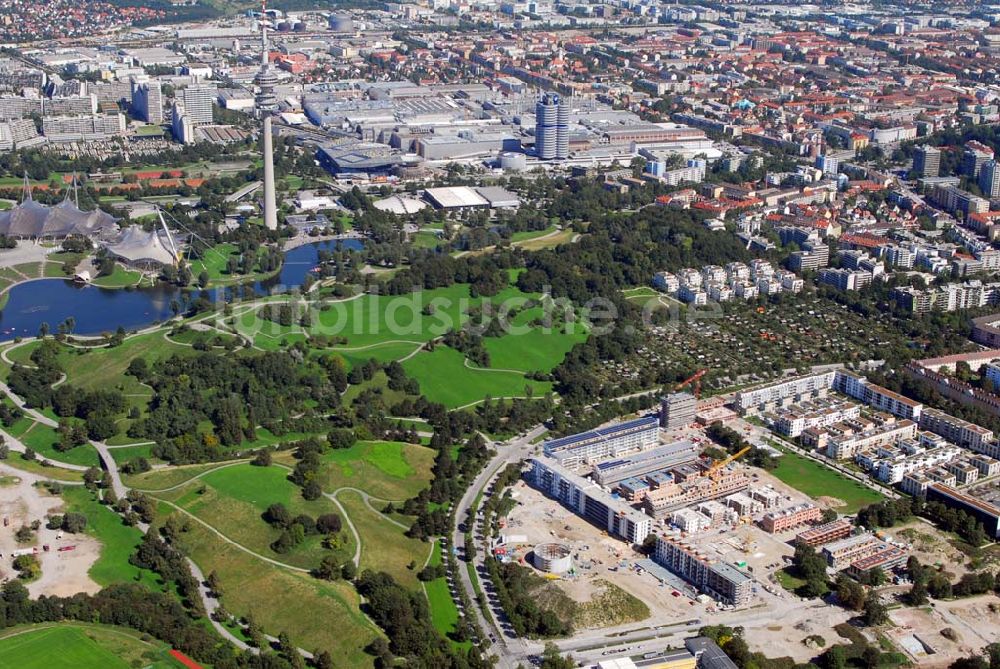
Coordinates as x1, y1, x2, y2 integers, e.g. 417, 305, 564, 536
675, 369, 707, 398
705, 445, 751, 479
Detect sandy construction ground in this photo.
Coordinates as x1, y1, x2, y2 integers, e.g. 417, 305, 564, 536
0, 465, 100, 597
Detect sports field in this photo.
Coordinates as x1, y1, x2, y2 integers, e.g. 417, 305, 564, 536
0, 624, 181, 669
770, 447, 884, 513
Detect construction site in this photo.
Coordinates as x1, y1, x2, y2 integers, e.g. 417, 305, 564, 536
506, 369, 852, 620
0, 465, 100, 597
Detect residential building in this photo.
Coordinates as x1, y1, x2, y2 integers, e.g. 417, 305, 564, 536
835, 371, 923, 421
42, 113, 125, 142
913, 145, 941, 178
846, 546, 908, 578
181, 84, 216, 125
919, 408, 994, 450
821, 533, 886, 569
734, 371, 837, 415
130, 80, 162, 124
542, 415, 660, 469
926, 484, 1000, 539
529, 457, 652, 544
980, 159, 1000, 199
654, 536, 753, 606
759, 503, 822, 533
661, 392, 697, 430
962, 141, 994, 179
592, 440, 699, 486
795, 519, 853, 547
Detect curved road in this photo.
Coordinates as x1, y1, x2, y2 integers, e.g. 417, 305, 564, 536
450, 425, 547, 668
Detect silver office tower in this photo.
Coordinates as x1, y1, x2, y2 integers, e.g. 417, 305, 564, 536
535, 93, 568, 160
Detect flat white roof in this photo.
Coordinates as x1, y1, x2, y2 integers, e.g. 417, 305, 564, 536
423, 186, 488, 209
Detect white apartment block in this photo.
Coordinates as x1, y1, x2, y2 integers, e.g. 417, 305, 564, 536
772, 400, 861, 437
919, 408, 994, 451
826, 420, 918, 460
859, 445, 963, 484
726, 262, 750, 282
734, 371, 837, 415
678, 285, 707, 305
835, 370, 923, 421
652, 271, 679, 293
777, 270, 805, 293
734, 282, 759, 300
750, 259, 774, 280
702, 265, 726, 284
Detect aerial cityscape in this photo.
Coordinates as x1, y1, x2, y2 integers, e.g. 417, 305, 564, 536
0, 0, 1000, 668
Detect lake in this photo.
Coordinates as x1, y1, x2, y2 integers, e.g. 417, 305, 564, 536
0, 239, 364, 340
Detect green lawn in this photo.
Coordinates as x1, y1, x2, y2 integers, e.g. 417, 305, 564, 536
37, 332, 190, 394
771, 447, 884, 514
105, 443, 155, 463
621, 287, 660, 298
153, 463, 355, 571
482, 305, 588, 373
124, 461, 240, 491
0, 453, 84, 482
510, 224, 557, 243
188, 242, 239, 282
166, 327, 240, 348
229, 282, 585, 399
12, 262, 41, 278
336, 341, 423, 369
171, 517, 376, 663
517, 229, 576, 250
91, 265, 145, 288
341, 370, 409, 408
3, 340, 40, 366
19, 422, 101, 468
237, 283, 542, 351
0, 624, 181, 669
277, 440, 435, 501
188, 242, 279, 286
60, 486, 163, 590
337, 489, 430, 589
423, 541, 467, 648
403, 346, 551, 408
410, 231, 443, 249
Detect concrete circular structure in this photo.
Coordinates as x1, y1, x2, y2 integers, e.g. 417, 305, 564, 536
532, 543, 572, 574
499, 152, 527, 172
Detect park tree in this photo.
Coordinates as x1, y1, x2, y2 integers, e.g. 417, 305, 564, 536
835, 575, 866, 611
313, 556, 342, 581
863, 590, 889, 627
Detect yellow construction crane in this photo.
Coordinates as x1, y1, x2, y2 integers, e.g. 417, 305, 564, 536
706, 446, 751, 479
